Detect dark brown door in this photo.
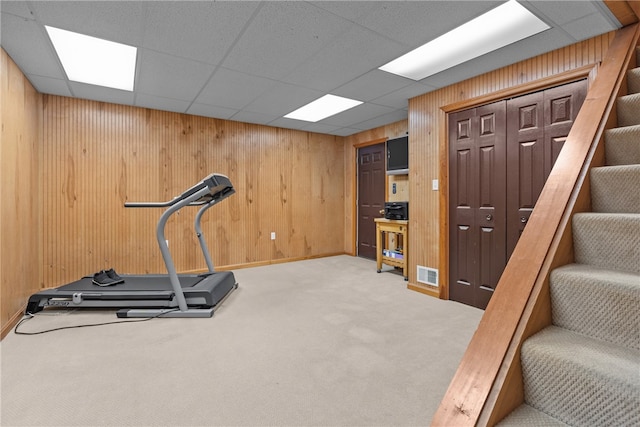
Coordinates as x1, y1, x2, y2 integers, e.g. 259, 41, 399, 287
449, 80, 587, 309
449, 101, 507, 309
357, 143, 385, 259
506, 80, 587, 257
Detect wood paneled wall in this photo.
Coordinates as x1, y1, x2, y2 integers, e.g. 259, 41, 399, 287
0, 31, 619, 335
1, 49, 42, 336
41, 97, 345, 289
344, 32, 616, 297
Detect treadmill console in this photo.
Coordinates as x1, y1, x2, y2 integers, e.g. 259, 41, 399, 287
199, 174, 235, 205
125, 173, 235, 208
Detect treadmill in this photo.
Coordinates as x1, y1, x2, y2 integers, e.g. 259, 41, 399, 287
26, 173, 238, 318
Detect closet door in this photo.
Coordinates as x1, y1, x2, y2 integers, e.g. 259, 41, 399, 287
449, 80, 587, 309
506, 80, 587, 258
449, 101, 507, 309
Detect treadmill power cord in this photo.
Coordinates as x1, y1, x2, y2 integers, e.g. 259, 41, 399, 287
13, 308, 180, 335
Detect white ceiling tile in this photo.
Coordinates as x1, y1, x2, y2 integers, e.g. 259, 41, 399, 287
298, 121, 344, 135
222, 1, 353, 80
26, 1, 148, 46
525, 0, 600, 26
25, 74, 72, 97
330, 127, 363, 137
231, 110, 279, 126
187, 103, 238, 121
284, 25, 408, 92
372, 82, 436, 109
134, 93, 190, 113
243, 82, 324, 118
0, 13, 64, 78
332, 70, 414, 103
268, 117, 313, 132
136, 49, 215, 101
0, 1, 33, 19
142, 1, 260, 65
351, 109, 408, 131
70, 81, 135, 105
357, 1, 502, 46
195, 67, 277, 110
562, 13, 622, 41
322, 103, 394, 127
309, 1, 379, 23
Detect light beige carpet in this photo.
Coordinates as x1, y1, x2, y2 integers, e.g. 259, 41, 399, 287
1, 255, 482, 426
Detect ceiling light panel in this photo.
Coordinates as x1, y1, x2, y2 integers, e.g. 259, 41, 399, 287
46, 26, 137, 91
379, 0, 550, 81
284, 94, 363, 122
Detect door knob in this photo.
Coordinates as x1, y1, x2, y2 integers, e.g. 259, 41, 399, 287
521, 217, 527, 223
485, 214, 493, 221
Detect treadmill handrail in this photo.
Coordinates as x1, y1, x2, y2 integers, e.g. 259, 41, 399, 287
125, 200, 179, 208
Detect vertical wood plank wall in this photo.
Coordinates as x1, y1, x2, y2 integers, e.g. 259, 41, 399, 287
1, 50, 42, 334
346, 32, 615, 295
0, 31, 618, 335
40, 97, 345, 289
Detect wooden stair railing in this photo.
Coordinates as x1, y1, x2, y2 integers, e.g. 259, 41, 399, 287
431, 22, 640, 427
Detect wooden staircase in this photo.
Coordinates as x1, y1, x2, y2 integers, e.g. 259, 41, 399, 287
433, 21, 640, 427
497, 47, 640, 427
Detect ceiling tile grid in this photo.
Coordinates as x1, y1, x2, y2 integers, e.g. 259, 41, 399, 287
1, 1, 622, 136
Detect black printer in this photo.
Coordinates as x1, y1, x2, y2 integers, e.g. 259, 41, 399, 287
384, 201, 408, 220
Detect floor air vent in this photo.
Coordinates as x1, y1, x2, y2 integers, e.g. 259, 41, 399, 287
417, 266, 438, 287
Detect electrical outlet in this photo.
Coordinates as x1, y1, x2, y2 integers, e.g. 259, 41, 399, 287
270, 232, 276, 240
432, 179, 439, 191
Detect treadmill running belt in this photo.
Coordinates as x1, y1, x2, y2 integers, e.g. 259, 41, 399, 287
58, 275, 205, 292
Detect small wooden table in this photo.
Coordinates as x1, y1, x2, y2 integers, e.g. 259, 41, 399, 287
374, 218, 408, 280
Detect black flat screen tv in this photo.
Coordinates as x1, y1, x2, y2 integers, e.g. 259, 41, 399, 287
386, 135, 408, 175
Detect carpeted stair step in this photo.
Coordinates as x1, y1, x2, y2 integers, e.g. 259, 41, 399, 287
617, 92, 640, 126
498, 403, 569, 426
550, 264, 640, 350
604, 124, 640, 165
572, 212, 640, 274
520, 326, 640, 426
629, 67, 640, 94
591, 164, 640, 213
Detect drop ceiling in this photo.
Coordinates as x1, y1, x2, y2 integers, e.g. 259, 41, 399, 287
1, 1, 621, 136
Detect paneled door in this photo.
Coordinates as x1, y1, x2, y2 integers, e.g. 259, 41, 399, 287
449, 80, 587, 309
357, 143, 386, 259
506, 80, 587, 257
449, 101, 507, 309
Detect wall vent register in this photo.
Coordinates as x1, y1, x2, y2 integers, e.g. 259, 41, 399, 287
417, 266, 439, 287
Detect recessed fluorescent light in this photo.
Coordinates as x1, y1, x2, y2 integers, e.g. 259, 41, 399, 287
284, 94, 363, 122
46, 26, 137, 91
379, 0, 550, 81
